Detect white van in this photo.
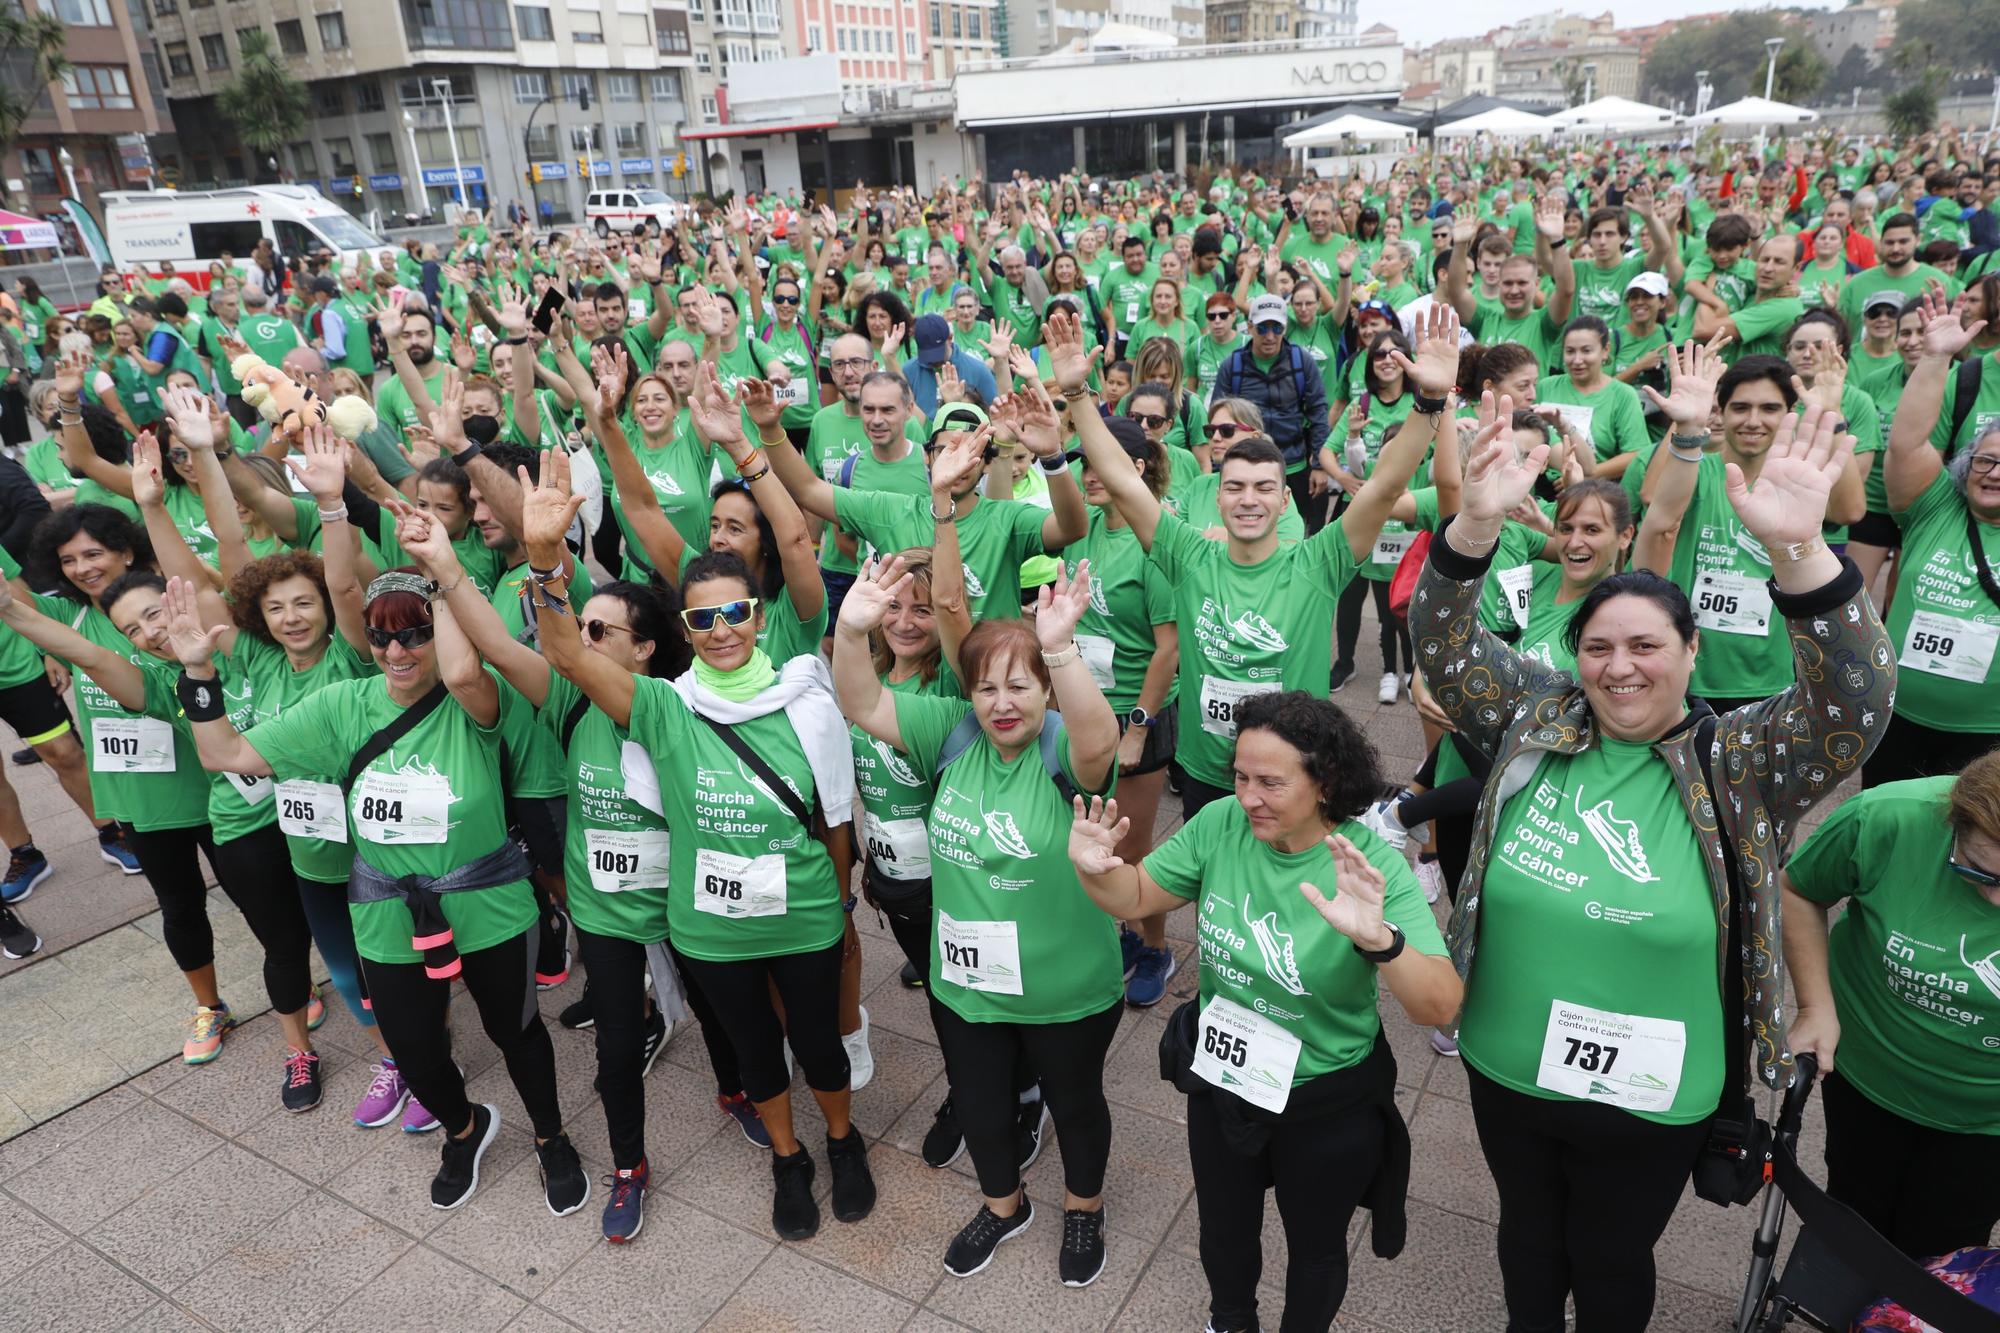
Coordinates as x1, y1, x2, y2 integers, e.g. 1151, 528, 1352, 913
101, 185, 388, 287
585, 188, 683, 237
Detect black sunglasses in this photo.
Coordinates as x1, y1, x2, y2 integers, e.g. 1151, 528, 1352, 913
585, 618, 638, 643
1131, 413, 1170, 429
1207, 309, 1235, 321
365, 624, 436, 650
770, 293, 800, 305
1950, 839, 2000, 888
1204, 422, 1239, 440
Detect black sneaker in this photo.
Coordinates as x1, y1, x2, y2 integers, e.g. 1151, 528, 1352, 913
826, 1126, 876, 1223
558, 984, 595, 1030
943, 1196, 1033, 1277
1059, 1206, 1108, 1287
1329, 662, 1356, 693
537, 1133, 591, 1217
771, 1147, 819, 1240
10, 747, 38, 766
921, 1096, 965, 1169
431, 1103, 499, 1210
0, 905, 40, 959
1016, 1096, 1047, 1172
639, 1005, 668, 1077
280, 1048, 323, 1113
899, 959, 923, 988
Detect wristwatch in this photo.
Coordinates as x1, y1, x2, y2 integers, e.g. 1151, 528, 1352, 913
1351, 922, 1406, 965
1127, 706, 1157, 728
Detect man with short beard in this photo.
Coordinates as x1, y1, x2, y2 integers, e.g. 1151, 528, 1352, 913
371, 304, 446, 446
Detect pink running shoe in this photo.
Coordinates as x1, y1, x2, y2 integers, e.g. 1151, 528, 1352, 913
353, 1060, 410, 1128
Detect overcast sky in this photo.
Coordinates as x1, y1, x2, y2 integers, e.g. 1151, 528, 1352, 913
1367, 0, 1842, 49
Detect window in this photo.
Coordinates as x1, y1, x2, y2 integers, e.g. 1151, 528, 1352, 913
687, 0, 702, 18
53, 0, 113, 25
62, 66, 136, 109
291, 142, 319, 175
313, 83, 344, 114
414, 125, 483, 160
615, 122, 642, 149
559, 72, 595, 102
368, 132, 397, 170
570, 8, 602, 40
650, 71, 682, 100
515, 71, 549, 102
618, 13, 648, 44
236, 28, 263, 56
355, 82, 385, 111
929, 5, 938, 34
694, 48, 710, 70
515, 2, 553, 35
399, 0, 517, 50
191, 221, 266, 256
905, 27, 916, 50
607, 73, 638, 101
318, 12, 349, 47
165, 41, 194, 78
950, 7, 959, 35
189, 0, 213, 9
200, 33, 230, 68
153, 0, 177, 14
966, 9, 977, 36
699, 94, 717, 121
526, 123, 557, 155
326, 137, 357, 172
655, 9, 690, 51
399, 71, 475, 103
276, 19, 308, 54
806, 21, 821, 48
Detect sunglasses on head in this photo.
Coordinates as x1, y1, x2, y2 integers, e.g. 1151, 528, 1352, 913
681, 598, 758, 632
1131, 412, 1170, 429
365, 624, 436, 650
1949, 839, 2000, 888
584, 618, 638, 643
1204, 422, 1239, 440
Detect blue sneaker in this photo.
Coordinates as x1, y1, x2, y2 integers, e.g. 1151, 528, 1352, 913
1, 848, 50, 904
1118, 927, 1142, 980
98, 829, 142, 875
602, 1159, 649, 1242
1125, 945, 1177, 1007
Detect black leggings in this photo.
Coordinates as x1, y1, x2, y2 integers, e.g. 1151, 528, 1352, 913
1404, 742, 1488, 903
576, 927, 654, 1170
669, 942, 746, 1099
1188, 1089, 1385, 1333
930, 996, 1122, 1200
123, 820, 315, 1015
1821, 1069, 2000, 1260
1467, 1066, 1710, 1333
1334, 577, 1409, 676
676, 940, 848, 1104
873, 874, 1038, 1097
1287, 466, 1328, 536
1862, 712, 2000, 790
361, 927, 564, 1141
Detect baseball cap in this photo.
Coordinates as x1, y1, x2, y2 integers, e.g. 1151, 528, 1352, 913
1625, 272, 1672, 299
1861, 290, 1907, 316
1248, 294, 1287, 329
912, 314, 953, 366
930, 400, 989, 435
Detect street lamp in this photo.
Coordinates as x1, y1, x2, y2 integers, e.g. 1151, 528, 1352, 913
402, 111, 426, 219
1695, 68, 1711, 116
1582, 62, 1596, 106
56, 146, 79, 200
432, 78, 467, 215
1763, 37, 1784, 101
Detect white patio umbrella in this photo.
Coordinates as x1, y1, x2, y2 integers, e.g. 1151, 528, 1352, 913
1551, 95, 1679, 134
1434, 106, 1556, 139
1284, 114, 1416, 150
1687, 95, 1819, 128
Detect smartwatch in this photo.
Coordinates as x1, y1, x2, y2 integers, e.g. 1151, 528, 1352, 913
1351, 922, 1406, 965
1127, 706, 1157, 728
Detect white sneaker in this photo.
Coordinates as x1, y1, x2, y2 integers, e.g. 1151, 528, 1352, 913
1416, 858, 1447, 905
1377, 672, 1399, 704
1356, 797, 1409, 851
843, 1005, 874, 1091
1431, 1029, 1460, 1057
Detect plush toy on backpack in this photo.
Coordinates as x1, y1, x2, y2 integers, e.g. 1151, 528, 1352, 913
231, 351, 377, 444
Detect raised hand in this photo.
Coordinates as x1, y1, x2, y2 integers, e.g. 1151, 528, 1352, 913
1007, 387, 1063, 458
1394, 301, 1462, 399
496, 287, 530, 338
130, 431, 167, 508
935, 359, 965, 405
162, 576, 226, 670
928, 425, 987, 502
736, 377, 781, 435
1298, 834, 1392, 948
161, 385, 216, 452
1798, 342, 1848, 414
685, 363, 746, 445
1915, 282, 1987, 360
53, 348, 89, 398
392, 499, 453, 571
376, 292, 405, 342
1034, 557, 1092, 648
691, 286, 726, 337
285, 424, 349, 504
1535, 194, 1567, 241
1460, 394, 1551, 524
982, 322, 1015, 364
1724, 400, 1856, 550
590, 342, 628, 410
1041, 310, 1089, 395
1641, 336, 1729, 428
837, 555, 912, 636
1068, 795, 1131, 877
882, 321, 908, 360
520, 446, 585, 565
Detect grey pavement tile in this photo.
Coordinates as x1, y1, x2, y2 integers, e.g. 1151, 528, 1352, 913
704, 1247, 916, 1332
1403, 1090, 1499, 1225
0, 1093, 32, 1141
558, 1057, 729, 1177
1105, 1244, 1282, 1332
1339, 1199, 1510, 1333
862, 959, 942, 1046
0, 1082, 147, 1183
231, 1057, 398, 1186
848, 1022, 947, 1147
86, 1141, 311, 1292
663, 1106, 832, 1243
175, 1191, 409, 1333
774, 1143, 981, 1302
896, 1315, 977, 1333
13, 1240, 159, 1329
0, 1183, 70, 1271
5, 1096, 225, 1233
506, 1307, 589, 1332
1656, 1182, 1768, 1302
324, 1243, 528, 1331
153, 1018, 316, 1138
1649, 1277, 1742, 1332
326, 1114, 531, 1242
882, 1069, 953, 1163
535, 1200, 770, 1332
1015, 1103, 1194, 1247
427, 1148, 609, 1301
119, 1301, 217, 1332
918, 1196, 1146, 1333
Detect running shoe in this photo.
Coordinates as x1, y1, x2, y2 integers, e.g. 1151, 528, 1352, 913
1356, 797, 1409, 852
11, 747, 39, 766
1431, 1029, 1460, 1057
842, 1005, 874, 1091
1059, 1206, 1108, 1287
717, 1091, 770, 1148
1329, 662, 1356, 693
304, 984, 326, 1032
1377, 672, 1399, 705
1125, 946, 1176, 1007
943, 1197, 1033, 1277
639, 1006, 668, 1078
0, 906, 40, 959
1415, 857, 1447, 906
1118, 926, 1142, 980
558, 984, 595, 1030
280, 1048, 323, 1113
1016, 1096, 1047, 1172
898, 959, 923, 989
770, 1147, 819, 1240
921, 1096, 964, 1168
1, 847, 50, 904
826, 1125, 876, 1223
183, 1003, 235, 1064
431, 1103, 499, 1210
353, 1060, 410, 1127
535, 907, 570, 989
97, 826, 141, 874
537, 1133, 590, 1217
602, 1159, 649, 1242
403, 1090, 442, 1133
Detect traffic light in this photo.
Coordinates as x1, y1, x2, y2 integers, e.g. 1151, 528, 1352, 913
528, 164, 543, 185
350, 174, 363, 196
576, 156, 589, 178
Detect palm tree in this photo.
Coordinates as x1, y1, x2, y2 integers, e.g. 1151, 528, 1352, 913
0, 7, 69, 201
214, 29, 307, 177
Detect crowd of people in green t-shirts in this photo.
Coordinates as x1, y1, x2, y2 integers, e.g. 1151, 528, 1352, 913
0, 122, 1994, 1329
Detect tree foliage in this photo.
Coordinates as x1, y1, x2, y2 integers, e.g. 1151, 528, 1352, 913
0, 7, 69, 183
1641, 13, 1824, 108
1883, 39, 1949, 138
214, 29, 307, 165
1895, 0, 2000, 77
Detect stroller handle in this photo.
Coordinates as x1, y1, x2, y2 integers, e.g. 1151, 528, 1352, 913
1777, 1052, 1819, 1139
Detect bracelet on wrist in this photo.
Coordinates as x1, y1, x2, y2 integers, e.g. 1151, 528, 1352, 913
1036, 452, 1071, 475
930, 500, 957, 523
451, 442, 483, 468
176, 672, 228, 723
1668, 444, 1704, 463
1040, 641, 1081, 668
1450, 525, 1499, 553
1410, 390, 1449, 416
317, 504, 349, 523
738, 461, 772, 485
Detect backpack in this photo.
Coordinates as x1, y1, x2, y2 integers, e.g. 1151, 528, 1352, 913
1218, 343, 1314, 457
935, 710, 1078, 807
1945, 354, 1988, 457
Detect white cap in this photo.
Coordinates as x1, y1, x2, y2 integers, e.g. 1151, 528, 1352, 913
1625, 271, 1672, 299
1249, 294, 1288, 329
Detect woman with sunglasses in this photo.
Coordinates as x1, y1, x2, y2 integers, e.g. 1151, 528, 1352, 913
833, 432, 1124, 1288
1325, 329, 1419, 703
1175, 399, 1300, 541
1122, 383, 1200, 507
752, 273, 823, 450
178, 513, 589, 1218
1189, 292, 1246, 409
528, 447, 873, 1244
1781, 748, 2000, 1262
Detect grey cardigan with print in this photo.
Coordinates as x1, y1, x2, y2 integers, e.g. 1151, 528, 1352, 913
1410, 526, 1895, 1091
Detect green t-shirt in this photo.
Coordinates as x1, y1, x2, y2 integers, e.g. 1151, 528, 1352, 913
1574, 254, 1646, 324
1474, 306, 1563, 374
1536, 375, 1650, 466
853, 668, 960, 884
757, 323, 819, 430
755, 584, 826, 665
1863, 363, 1909, 515
1929, 354, 2000, 456
1724, 295, 1806, 363
1513, 562, 1582, 673
603, 413, 712, 580
542, 672, 671, 945
1066, 509, 1174, 714
1881, 469, 2000, 733
833, 489, 1051, 622
1669, 454, 1793, 701
1189, 331, 1247, 407
1837, 264, 1948, 335
222, 632, 371, 877
373, 365, 448, 444
624, 674, 845, 963
1101, 264, 1159, 335
1149, 510, 1359, 787
243, 677, 538, 964
1458, 738, 1724, 1125
893, 692, 1122, 1024
805, 406, 929, 576
1145, 800, 1446, 1084
1785, 776, 2000, 1135
488, 558, 595, 648
1280, 233, 1348, 288
1408, 488, 1550, 636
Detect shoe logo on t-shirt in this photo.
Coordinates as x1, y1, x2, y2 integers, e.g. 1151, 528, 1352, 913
1227, 606, 1288, 653
1733, 525, 1773, 569
1573, 783, 1661, 884
869, 738, 924, 789
1245, 902, 1309, 998
1963, 936, 2000, 1003
962, 567, 987, 599
980, 804, 1036, 860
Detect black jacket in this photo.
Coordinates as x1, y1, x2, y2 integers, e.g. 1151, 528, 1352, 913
1214, 339, 1330, 467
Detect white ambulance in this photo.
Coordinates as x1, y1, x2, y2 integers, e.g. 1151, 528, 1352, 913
101, 186, 387, 288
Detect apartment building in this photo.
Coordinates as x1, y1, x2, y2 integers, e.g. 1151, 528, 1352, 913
145, 0, 743, 221
1203, 0, 1294, 46
3, 0, 165, 223
787, 0, 929, 85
